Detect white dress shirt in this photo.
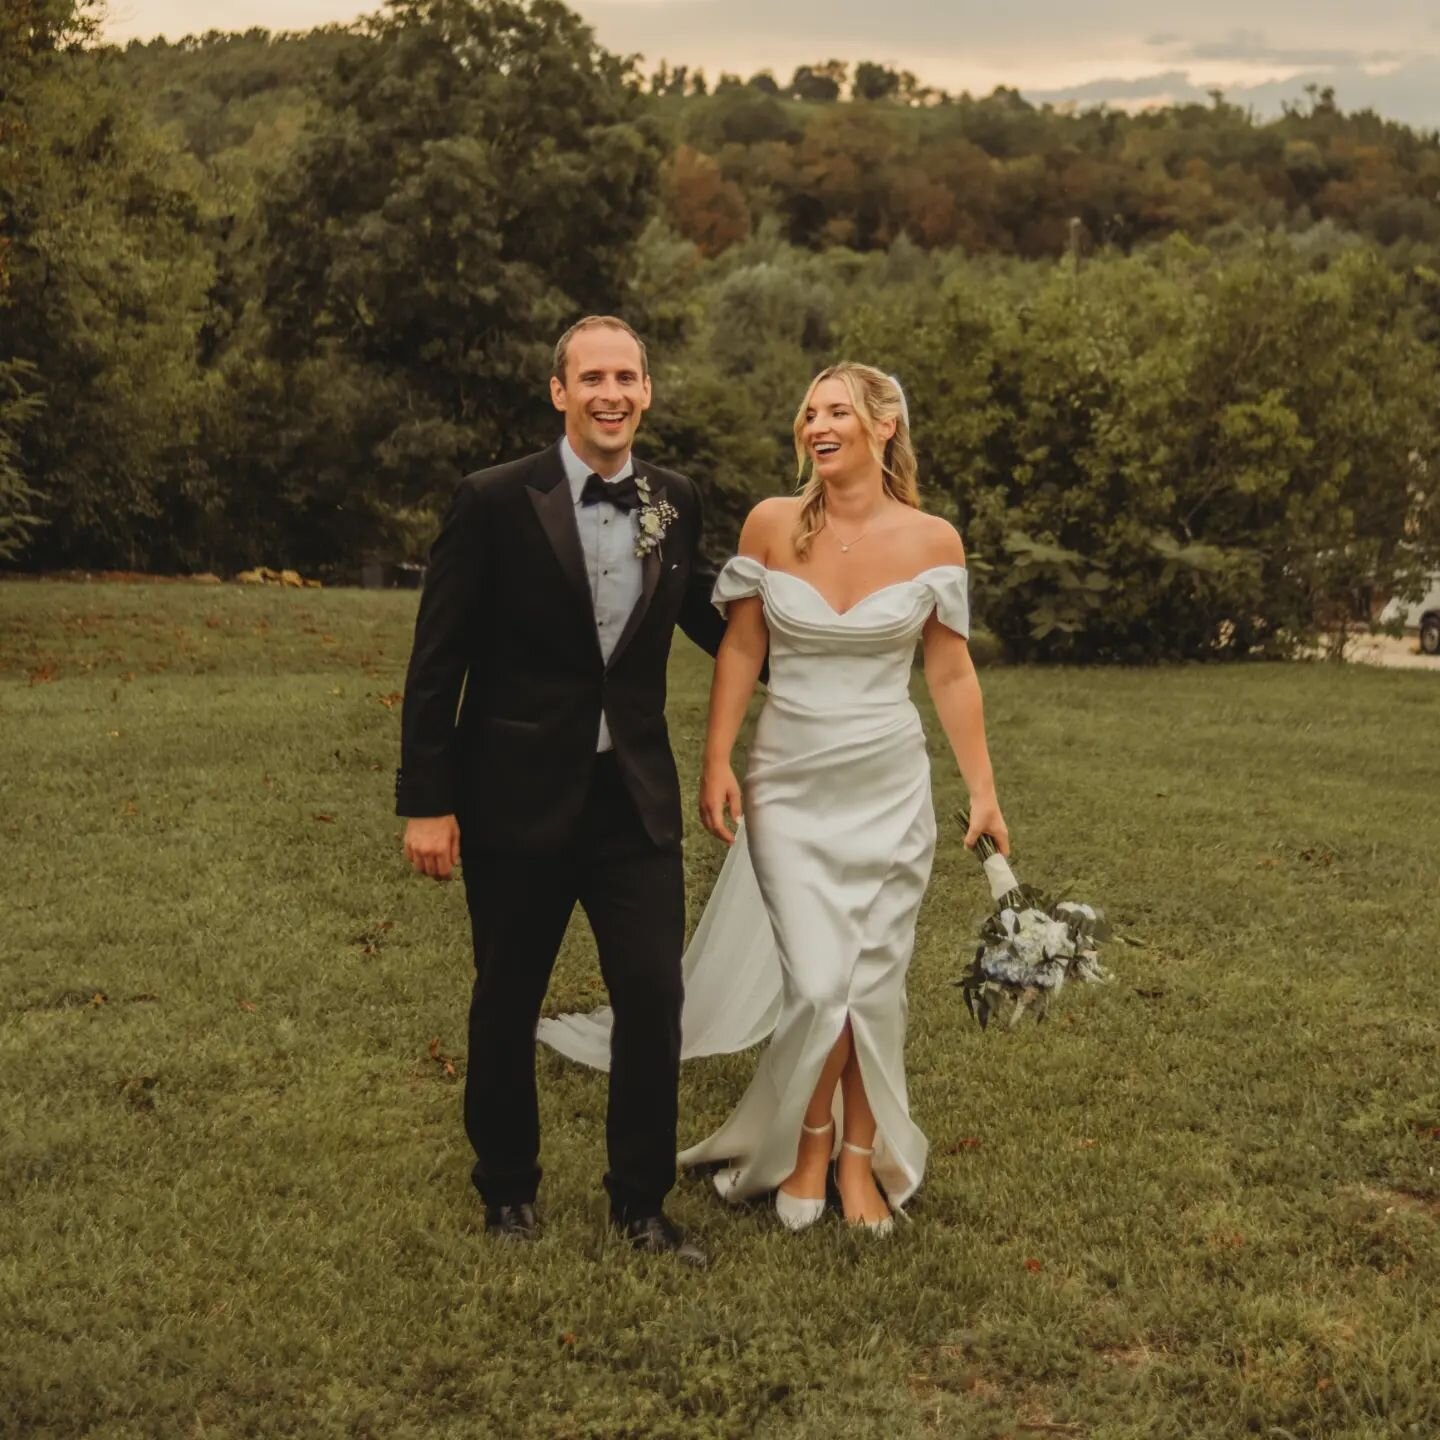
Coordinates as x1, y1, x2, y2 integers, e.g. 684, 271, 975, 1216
560, 436, 644, 753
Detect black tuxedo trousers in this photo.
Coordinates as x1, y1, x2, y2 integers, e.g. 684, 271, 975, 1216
460, 754, 685, 1216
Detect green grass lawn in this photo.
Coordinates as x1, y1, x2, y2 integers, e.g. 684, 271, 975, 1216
3, 578, 1439, 1440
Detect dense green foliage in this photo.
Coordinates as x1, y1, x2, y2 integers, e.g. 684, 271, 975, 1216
4, 581, 1440, 1436
660, 79, 1440, 257
4, 0, 1440, 656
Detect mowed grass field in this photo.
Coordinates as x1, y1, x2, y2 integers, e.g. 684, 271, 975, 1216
3, 577, 1439, 1440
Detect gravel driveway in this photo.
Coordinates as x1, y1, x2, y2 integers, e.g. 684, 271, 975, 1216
1343, 634, 1440, 671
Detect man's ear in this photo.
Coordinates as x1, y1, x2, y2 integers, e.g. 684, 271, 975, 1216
639, 375, 654, 412
550, 375, 567, 413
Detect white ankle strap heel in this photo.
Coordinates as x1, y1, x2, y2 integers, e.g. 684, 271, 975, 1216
775, 1120, 834, 1232
839, 1140, 894, 1236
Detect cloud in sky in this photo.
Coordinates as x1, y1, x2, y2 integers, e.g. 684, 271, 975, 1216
103, 0, 368, 40
1027, 57, 1440, 129
101, 0, 1440, 127
1160, 29, 1401, 69
568, 1, 1439, 122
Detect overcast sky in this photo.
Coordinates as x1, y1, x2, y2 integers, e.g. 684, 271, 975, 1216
101, 0, 1440, 128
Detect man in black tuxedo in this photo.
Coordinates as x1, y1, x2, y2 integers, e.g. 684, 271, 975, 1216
397, 316, 726, 1265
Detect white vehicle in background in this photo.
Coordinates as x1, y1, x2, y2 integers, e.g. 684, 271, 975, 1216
1380, 574, 1440, 656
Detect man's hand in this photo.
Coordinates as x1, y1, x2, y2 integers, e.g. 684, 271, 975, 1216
404, 814, 461, 880
699, 761, 743, 845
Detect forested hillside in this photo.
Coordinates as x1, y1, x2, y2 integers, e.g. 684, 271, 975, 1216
3, 0, 1438, 658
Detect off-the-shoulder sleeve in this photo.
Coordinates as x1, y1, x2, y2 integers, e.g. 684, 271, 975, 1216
711, 555, 766, 615
926, 565, 970, 638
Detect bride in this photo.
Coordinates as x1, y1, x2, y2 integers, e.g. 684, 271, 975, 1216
538, 363, 1008, 1234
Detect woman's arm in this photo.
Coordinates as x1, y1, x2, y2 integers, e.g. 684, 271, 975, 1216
919, 523, 1009, 855
699, 600, 767, 844
923, 621, 1008, 855
697, 501, 784, 844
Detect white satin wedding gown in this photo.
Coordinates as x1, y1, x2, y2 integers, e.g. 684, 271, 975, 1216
537, 555, 969, 1209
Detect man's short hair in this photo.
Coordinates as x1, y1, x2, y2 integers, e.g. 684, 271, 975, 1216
552, 316, 650, 383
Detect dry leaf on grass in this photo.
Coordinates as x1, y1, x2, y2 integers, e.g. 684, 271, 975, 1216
354, 920, 394, 956
427, 1037, 458, 1079
1097, 1344, 1155, 1370
1206, 1232, 1246, 1249
116, 1075, 159, 1111
1016, 1418, 1083, 1436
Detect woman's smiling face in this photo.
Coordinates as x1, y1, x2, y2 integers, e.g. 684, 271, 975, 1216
801, 375, 896, 482
802, 377, 868, 479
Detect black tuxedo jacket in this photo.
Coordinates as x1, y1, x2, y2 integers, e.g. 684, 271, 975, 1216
395, 442, 727, 853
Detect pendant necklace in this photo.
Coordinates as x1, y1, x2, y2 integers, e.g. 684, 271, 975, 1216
828, 504, 886, 553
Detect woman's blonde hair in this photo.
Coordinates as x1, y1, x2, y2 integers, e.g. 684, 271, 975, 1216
791, 363, 919, 558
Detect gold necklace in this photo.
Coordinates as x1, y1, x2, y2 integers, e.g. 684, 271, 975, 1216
827, 504, 887, 554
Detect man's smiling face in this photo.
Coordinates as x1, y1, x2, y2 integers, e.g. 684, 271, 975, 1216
551, 326, 652, 475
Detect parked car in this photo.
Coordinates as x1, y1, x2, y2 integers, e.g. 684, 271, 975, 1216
1380, 574, 1440, 655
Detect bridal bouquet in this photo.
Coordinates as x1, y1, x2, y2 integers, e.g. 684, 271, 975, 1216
955, 810, 1113, 1029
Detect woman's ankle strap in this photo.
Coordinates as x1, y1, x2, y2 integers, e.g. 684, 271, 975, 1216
841, 1140, 875, 1156
801, 1119, 835, 1136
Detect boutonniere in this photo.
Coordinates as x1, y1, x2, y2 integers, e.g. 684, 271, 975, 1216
633, 473, 679, 559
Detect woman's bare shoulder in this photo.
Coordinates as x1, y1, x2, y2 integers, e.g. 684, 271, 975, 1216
897, 508, 966, 567
738, 495, 801, 559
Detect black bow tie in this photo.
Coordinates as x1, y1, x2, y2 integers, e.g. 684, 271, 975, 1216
580, 472, 641, 512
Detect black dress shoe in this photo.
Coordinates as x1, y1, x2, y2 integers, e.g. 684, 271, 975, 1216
484, 1202, 539, 1241
612, 1210, 708, 1268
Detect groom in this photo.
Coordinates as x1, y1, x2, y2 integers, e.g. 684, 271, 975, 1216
396, 316, 726, 1266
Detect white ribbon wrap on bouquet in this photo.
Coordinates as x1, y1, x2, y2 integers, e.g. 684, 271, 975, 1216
982, 853, 1020, 903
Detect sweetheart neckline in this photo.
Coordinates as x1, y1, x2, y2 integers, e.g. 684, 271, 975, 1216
744, 560, 965, 618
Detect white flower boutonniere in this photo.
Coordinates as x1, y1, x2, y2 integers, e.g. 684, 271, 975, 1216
633, 473, 678, 559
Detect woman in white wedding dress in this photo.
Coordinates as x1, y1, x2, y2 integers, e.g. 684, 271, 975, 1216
538, 363, 1008, 1233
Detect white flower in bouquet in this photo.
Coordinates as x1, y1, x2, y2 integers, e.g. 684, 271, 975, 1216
955, 811, 1113, 1029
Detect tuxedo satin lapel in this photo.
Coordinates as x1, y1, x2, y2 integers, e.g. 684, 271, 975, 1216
607, 465, 666, 670
526, 446, 593, 616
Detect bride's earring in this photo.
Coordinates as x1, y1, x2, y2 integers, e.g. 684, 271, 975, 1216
775, 1119, 834, 1231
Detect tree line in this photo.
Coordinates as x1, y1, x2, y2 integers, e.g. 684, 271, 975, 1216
2, 0, 1438, 659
